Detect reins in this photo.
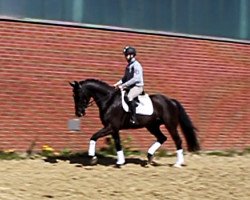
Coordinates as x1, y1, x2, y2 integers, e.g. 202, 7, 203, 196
85, 99, 95, 108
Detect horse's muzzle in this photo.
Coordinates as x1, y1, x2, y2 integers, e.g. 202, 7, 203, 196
75, 111, 85, 117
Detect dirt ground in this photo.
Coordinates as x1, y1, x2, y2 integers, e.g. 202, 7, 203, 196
0, 153, 249, 200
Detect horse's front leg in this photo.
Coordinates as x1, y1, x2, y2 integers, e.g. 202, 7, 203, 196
111, 131, 125, 166
88, 126, 113, 165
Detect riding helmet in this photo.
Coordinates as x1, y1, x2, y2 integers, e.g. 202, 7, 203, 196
123, 46, 136, 56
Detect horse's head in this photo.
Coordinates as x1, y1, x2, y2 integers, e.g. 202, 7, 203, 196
69, 81, 91, 117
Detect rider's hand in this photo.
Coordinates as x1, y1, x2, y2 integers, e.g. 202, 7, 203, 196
119, 85, 127, 90
113, 84, 119, 89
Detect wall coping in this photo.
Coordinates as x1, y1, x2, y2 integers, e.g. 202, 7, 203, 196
1, 15, 249, 45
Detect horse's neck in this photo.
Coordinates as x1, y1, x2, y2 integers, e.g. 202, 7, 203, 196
85, 83, 113, 109
85, 82, 120, 124
90, 89, 109, 102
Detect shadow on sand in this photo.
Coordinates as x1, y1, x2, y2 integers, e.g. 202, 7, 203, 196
42, 152, 152, 167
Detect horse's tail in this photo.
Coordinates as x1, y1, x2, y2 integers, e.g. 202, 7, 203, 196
172, 99, 201, 152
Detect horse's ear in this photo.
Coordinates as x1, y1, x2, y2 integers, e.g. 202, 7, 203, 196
69, 81, 81, 88
69, 81, 75, 87
74, 81, 82, 88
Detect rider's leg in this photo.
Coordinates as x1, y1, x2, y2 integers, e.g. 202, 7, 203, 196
127, 86, 143, 124
127, 86, 143, 101
127, 101, 136, 123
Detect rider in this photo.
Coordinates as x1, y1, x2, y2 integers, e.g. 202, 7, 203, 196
114, 46, 144, 124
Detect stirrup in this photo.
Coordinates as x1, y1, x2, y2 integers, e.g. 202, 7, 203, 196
130, 119, 136, 124
130, 116, 137, 124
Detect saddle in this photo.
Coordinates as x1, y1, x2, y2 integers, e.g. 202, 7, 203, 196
121, 90, 153, 115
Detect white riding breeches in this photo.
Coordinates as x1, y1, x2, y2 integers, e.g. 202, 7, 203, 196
127, 86, 143, 101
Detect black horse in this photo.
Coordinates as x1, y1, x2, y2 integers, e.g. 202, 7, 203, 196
69, 79, 200, 167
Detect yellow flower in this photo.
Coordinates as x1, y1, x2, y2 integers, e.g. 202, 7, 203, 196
46, 147, 54, 152
42, 145, 54, 152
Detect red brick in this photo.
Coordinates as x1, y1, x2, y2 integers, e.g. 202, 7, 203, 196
0, 20, 249, 152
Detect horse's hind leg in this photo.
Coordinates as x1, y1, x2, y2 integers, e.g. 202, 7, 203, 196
165, 124, 184, 167
146, 122, 167, 165
111, 131, 125, 166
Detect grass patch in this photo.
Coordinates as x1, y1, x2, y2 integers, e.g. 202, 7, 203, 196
242, 147, 250, 155
0, 145, 249, 160
204, 149, 247, 157
0, 151, 24, 160
99, 136, 142, 157
205, 151, 233, 157
155, 149, 175, 157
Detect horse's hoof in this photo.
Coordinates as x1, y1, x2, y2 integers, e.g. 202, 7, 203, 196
89, 156, 98, 165
147, 153, 154, 165
173, 163, 183, 168
141, 160, 149, 167
115, 160, 125, 168
150, 161, 161, 166
114, 164, 122, 168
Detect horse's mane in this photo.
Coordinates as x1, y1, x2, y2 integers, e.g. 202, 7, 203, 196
79, 79, 120, 103
79, 79, 110, 88
79, 79, 116, 93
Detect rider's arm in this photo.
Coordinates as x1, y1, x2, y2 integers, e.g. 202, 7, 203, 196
114, 80, 122, 87
122, 61, 143, 88
114, 67, 128, 87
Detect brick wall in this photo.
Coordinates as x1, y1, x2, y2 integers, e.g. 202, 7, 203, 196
0, 19, 249, 153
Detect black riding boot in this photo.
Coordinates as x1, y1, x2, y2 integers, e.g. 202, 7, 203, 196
128, 101, 137, 124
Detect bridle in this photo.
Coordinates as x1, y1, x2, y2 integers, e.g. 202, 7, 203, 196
84, 99, 95, 108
